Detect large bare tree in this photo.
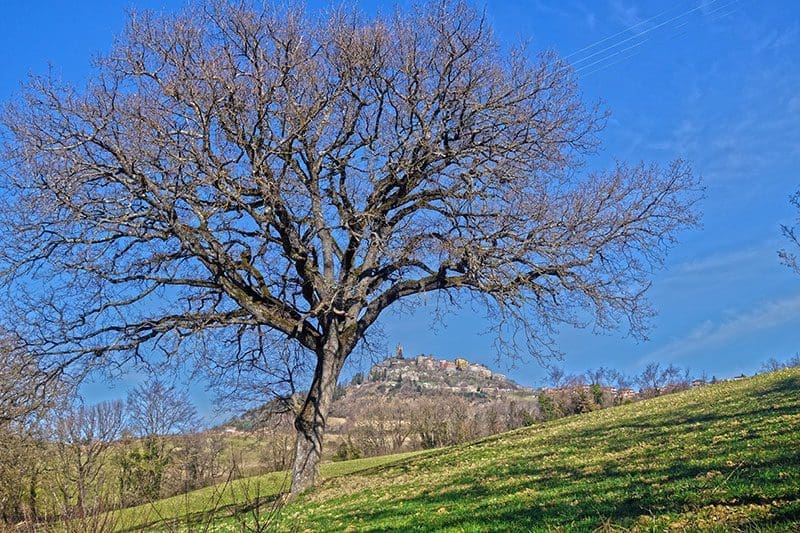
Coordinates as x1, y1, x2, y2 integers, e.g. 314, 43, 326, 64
0, 1, 700, 494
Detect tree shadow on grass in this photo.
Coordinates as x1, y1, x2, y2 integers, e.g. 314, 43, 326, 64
315, 375, 800, 531
338, 449, 800, 532
116, 494, 285, 532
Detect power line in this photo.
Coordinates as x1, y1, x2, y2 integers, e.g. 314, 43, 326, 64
575, 39, 648, 75
579, 52, 642, 78
564, 3, 687, 61
570, 0, 732, 68
569, 0, 740, 78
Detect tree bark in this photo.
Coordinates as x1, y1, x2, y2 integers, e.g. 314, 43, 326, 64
289, 333, 345, 496
28, 470, 38, 522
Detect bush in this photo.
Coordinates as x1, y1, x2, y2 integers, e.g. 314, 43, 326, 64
334, 438, 362, 462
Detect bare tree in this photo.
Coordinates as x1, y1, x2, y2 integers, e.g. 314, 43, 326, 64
760, 354, 800, 372
126, 379, 199, 438
608, 369, 633, 405
635, 362, 693, 398
0, 331, 64, 426
761, 357, 786, 373
52, 401, 125, 517
347, 397, 415, 455
545, 366, 567, 388
257, 417, 296, 473
167, 431, 227, 495
585, 367, 612, 387
0, 1, 701, 494
780, 191, 800, 273
0, 409, 50, 525
120, 379, 199, 501
0, 330, 68, 525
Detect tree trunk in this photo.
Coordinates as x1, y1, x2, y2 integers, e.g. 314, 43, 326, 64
76, 461, 86, 518
289, 334, 345, 496
28, 470, 38, 522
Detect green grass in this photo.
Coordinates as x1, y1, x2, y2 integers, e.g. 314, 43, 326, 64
110, 451, 428, 531
251, 368, 798, 532
132, 368, 800, 531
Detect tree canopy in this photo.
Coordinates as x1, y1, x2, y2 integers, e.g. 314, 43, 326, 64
0, 1, 701, 493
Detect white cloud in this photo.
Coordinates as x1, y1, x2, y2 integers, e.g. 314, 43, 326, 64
789, 95, 800, 114
533, 1, 598, 30
672, 243, 773, 275
610, 0, 646, 32
698, 0, 716, 17
532, 1, 572, 19
753, 25, 799, 54
584, 11, 597, 30
641, 292, 800, 363
659, 242, 781, 288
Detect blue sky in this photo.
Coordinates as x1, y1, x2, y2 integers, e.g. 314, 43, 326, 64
1, 0, 799, 415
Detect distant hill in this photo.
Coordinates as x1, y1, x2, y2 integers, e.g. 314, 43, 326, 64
226, 354, 536, 432
342, 353, 532, 400
223, 354, 718, 465
224, 354, 700, 437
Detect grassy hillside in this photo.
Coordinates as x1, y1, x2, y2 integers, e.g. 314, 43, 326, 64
110, 451, 428, 531
246, 368, 799, 532
131, 368, 799, 531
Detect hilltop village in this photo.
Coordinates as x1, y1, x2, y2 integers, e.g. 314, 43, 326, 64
364, 351, 526, 397
360, 349, 645, 402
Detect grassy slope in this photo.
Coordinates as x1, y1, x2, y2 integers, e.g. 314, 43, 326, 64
251, 368, 800, 532
111, 451, 428, 531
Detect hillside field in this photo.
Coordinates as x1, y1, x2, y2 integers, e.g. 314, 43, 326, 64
137, 368, 799, 531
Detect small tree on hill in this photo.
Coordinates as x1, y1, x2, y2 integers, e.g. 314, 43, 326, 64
636, 362, 692, 398
120, 379, 199, 502
780, 191, 800, 273
0, 1, 700, 494
52, 400, 125, 517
